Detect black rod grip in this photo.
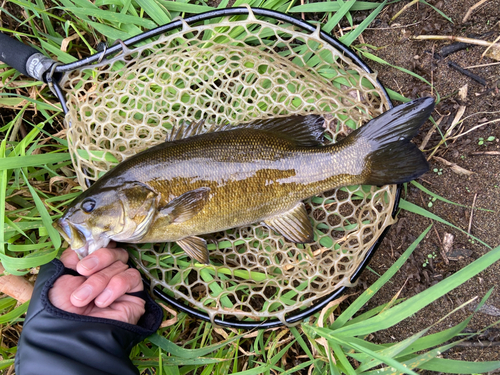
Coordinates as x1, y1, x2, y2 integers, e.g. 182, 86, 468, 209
0, 32, 56, 81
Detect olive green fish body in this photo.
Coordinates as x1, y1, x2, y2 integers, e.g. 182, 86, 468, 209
107, 128, 369, 242
55, 97, 435, 263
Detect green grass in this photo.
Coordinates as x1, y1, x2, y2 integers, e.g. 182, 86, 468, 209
1, 0, 499, 374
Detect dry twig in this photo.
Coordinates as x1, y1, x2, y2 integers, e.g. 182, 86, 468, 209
449, 117, 500, 140
390, 0, 419, 23
471, 151, 500, 155
413, 35, 500, 50
463, 0, 490, 23
434, 156, 475, 176
465, 61, 500, 69
420, 115, 443, 151
468, 193, 478, 238
427, 84, 467, 159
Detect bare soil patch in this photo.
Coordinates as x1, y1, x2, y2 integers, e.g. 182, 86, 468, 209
347, 0, 500, 366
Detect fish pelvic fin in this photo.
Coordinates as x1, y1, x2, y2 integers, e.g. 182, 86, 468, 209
349, 97, 434, 185
264, 202, 314, 243
177, 236, 210, 264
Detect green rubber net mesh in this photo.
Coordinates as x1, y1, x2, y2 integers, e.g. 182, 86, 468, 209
60, 10, 396, 325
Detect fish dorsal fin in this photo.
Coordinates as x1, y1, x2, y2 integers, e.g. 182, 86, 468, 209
167, 116, 325, 146
177, 236, 209, 264
166, 119, 206, 142
159, 187, 211, 223
226, 115, 325, 147
263, 202, 314, 243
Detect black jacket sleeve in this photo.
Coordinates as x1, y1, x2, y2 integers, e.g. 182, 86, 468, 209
15, 259, 163, 375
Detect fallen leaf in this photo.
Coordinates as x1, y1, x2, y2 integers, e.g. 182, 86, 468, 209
158, 302, 178, 328
458, 84, 468, 101
485, 48, 500, 61
440, 233, 454, 265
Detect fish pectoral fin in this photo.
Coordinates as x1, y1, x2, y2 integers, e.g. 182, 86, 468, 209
264, 202, 314, 243
177, 236, 210, 264
159, 187, 211, 223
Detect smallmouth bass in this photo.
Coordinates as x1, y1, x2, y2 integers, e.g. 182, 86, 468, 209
54, 97, 435, 263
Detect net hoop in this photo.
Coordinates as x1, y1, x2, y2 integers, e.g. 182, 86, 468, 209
54, 7, 399, 329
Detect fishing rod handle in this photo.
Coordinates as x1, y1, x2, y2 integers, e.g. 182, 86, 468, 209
0, 32, 56, 82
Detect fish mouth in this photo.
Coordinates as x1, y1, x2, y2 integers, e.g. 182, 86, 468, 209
53, 218, 110, 258
53, 218, 72, 243
53, 218, 90, 257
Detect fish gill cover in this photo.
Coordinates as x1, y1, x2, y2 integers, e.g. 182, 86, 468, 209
61, 11, 396, 325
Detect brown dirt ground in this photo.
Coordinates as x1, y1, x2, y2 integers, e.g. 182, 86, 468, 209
342, 0, 500, 369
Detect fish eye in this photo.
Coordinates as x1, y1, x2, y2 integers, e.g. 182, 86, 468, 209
81, 199, 96, 213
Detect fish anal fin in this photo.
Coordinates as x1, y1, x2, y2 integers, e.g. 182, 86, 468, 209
159, 187, 211, 223
264, 202, 314, 243
177, 236, 210, 264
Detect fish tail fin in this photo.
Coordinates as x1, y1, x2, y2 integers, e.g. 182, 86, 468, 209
352, 97, 434, 185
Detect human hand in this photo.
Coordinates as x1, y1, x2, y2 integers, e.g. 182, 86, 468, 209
48, 244, 145, 324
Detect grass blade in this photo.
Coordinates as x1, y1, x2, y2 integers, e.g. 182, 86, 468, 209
419, 358, 500, 373
148, 332, 242, 359
399, 199, 491, 248
0, 138, 7, 258
340, 0, 387, 46
357, 49, 441, 102
290, 1, 387, 13
332, 243, 500, 337
289, 326, 314, 360
0, 301, 29, 324
63, 7, 157, 28
305, 326, 418, 375
22, 172, 61, 250
419, 0, 453, 23
322, 0, 357, 34
0, 153, 70, 170
157, 0, 215, 13
411, 181, 493, 211
331, 225, 432, 329
135, 0, 171, 26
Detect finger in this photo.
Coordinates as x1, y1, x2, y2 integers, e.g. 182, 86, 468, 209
59, 247, 81, 270
49, 275, 87, 313
71, 261, 129, 307
88, 295, 146, 324
76, 247, 129, 276
94, 268, 143, 308
113, 295, 146, 324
